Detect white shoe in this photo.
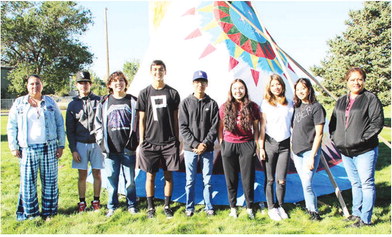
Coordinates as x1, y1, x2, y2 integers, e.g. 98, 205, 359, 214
229, 208, 237, 218
106, 209, 115, 217
246, 208, 255, 219
268, 208, 282, 221
277, 207, 288, 219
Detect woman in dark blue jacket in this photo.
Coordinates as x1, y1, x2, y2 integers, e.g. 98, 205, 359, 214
329, 67, 384, 227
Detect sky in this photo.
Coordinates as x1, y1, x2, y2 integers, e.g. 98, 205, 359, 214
77, 0, 365, 80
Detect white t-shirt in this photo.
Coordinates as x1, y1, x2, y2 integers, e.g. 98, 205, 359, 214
260, 99, 294, 142
27, 106, 46, 145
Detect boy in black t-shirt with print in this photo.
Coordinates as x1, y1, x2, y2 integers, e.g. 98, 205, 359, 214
95, 71, 138, 217
136, 60, 180, 218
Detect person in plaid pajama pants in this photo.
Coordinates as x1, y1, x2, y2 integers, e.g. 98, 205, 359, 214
7, 75, 65, 221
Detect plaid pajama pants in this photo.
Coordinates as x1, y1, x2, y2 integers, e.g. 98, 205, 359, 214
16, 143, 58, 221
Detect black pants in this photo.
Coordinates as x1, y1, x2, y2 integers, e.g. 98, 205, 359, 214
221, 141, 256, 209
263, 135, 290, 209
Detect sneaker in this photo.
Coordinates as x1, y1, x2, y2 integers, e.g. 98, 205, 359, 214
350, 219, 371, 228
229, 207, 237, 218
185, 210, 194, 217
106, 209, 115, 217
78, 202, 87, 212
309, 211, 322, 221
128, 207, 138, 214
91, 200, 100, 211
344, 215, 360, 222
147, 208, 155, 218
164, 206, 173, 218
247, 208, 255, 219
277, 206, 288, 219
268, 208, 282, 221
206, 209, 215, 216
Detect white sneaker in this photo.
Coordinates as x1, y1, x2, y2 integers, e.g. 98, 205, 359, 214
268, 208, 282, 221
246, 208, 255, 219
277, 207, 288, 219
106, 209, 115, 217
229, 207, 237, 218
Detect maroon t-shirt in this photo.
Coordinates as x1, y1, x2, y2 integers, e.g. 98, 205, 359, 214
219, 101, 260, 143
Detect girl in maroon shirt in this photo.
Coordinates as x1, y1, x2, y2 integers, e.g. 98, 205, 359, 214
218, 79, 260, 219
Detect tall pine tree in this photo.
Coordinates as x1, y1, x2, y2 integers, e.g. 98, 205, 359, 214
311, 1, 390, 105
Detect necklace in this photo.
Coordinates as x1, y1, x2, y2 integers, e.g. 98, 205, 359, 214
29, 97, 42, 119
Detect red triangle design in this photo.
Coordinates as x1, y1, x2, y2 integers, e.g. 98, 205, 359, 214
185, 29, 202, 40
199, 44, 216, 59
229, 57, 239, 71
287, 63, 295, 73
182, 8, 195, 16
251, 69, 260, 86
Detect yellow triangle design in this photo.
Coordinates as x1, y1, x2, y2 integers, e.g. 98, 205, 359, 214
215, 32, 229, 44
203, 20, 219, 31
234, 46, 244, 58
250, 54, 259, 69
198, 4, 214, 13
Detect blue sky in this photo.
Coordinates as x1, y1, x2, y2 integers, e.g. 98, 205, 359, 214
77, 1, 364, 80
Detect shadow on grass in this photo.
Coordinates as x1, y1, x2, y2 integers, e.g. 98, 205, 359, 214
1, 134, 8, 142
376, 142, 391, 171
384, 118, 391, 127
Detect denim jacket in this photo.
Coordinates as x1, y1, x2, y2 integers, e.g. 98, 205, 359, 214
7, 95, 65, 150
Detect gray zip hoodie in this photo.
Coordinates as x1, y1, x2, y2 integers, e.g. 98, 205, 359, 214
66, 92, 101, 152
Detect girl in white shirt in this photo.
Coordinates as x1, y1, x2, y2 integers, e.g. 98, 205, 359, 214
259, 74, 294, 221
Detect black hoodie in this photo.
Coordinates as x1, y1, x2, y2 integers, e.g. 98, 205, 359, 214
179, 94, 219, 152
329, 89, 384, 157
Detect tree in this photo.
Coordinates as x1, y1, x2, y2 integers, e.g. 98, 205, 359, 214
311, 1, 391, 106
123, 59, 140, 85
90, 72, 107, 96
1, 1, 94, 96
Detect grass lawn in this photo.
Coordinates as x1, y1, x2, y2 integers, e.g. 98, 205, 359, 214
0, 108, 390, 234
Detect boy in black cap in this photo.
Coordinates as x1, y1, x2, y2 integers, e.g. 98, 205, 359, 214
66, 71, 104, 212
179, 70, 219, 217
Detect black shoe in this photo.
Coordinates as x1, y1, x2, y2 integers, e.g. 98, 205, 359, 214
147, 208, 155, 218
350, 219, 371, 228
344, 215, 360, 222
309, 211, 322, 221
164, 206, 173, 218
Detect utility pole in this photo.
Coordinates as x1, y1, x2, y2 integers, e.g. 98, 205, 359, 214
104, 7, 110, 80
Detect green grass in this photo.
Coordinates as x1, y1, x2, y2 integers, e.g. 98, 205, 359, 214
0, 109, 390, 234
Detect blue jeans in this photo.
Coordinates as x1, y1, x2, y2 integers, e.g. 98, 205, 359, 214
342, 147, 378, 224
184, 151, 214, 211
105, 151, 137, 210
292, 149, 321, 212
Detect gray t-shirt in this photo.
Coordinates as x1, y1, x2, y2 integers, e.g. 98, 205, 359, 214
292, 102, 325, 155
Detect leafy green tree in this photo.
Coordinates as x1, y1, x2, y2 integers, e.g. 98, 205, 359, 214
1, 1, 94, 96
90, 73, 107, 96
311, 1, 391, 105
123, 59, 140, 85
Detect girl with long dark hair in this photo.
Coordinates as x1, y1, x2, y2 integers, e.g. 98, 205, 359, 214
218, 79, 260, 219
292, 78, 326, 221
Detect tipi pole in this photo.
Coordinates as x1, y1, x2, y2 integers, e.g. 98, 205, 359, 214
226, 1, 350, 217
319, 154, 350, 217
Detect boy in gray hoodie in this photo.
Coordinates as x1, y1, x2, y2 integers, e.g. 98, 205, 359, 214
66, 71, 104, 212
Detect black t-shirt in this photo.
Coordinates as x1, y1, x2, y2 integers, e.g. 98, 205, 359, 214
107, 94, 134, 153
136, 85, 180, 145
292, 102, 326, 155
